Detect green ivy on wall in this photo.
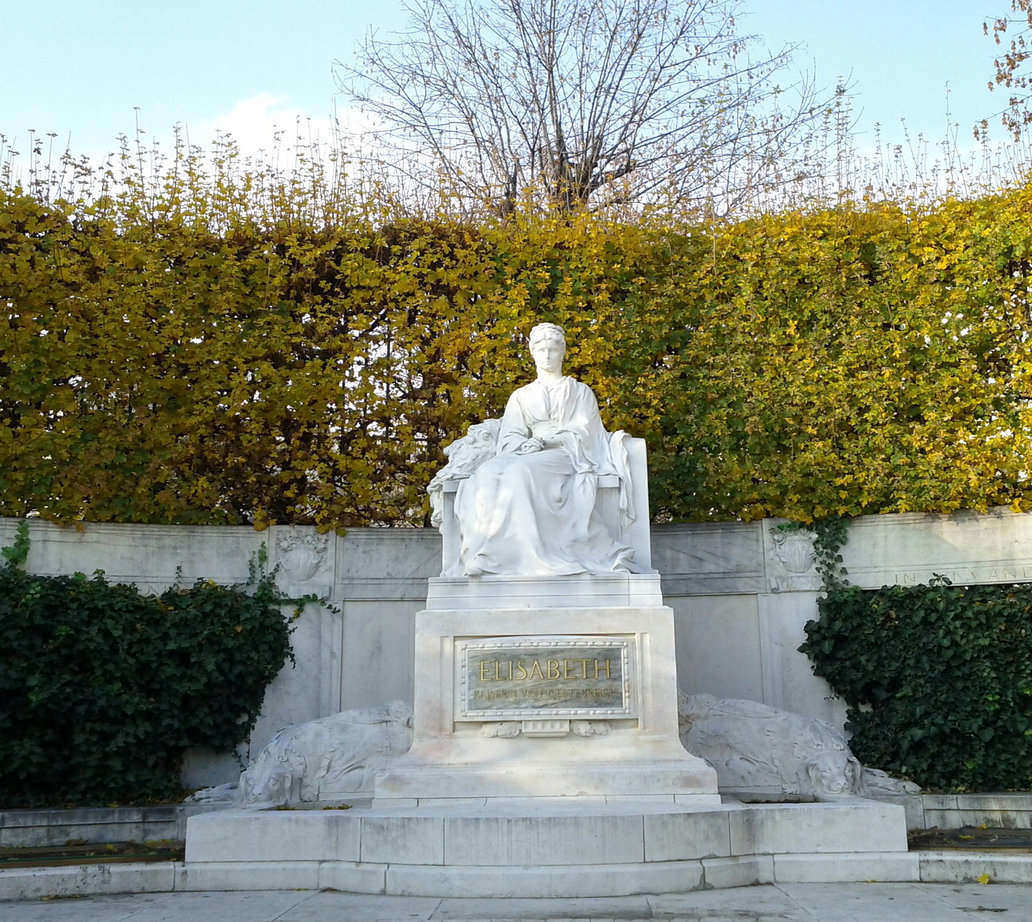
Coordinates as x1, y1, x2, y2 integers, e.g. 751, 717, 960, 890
0, 527, 298, 806
800, 579, 1032, 791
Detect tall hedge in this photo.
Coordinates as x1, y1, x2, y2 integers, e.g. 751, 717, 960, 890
2, 185, 1032, 526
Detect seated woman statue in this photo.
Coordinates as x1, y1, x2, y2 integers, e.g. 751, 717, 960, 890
451, 323, 636, 577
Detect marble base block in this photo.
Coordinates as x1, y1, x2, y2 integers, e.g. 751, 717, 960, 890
425, 573, 664, 610
373, 605, 719, 804
180, 798, 911, 898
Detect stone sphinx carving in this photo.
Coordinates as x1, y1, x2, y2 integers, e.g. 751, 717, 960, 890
188, 702, 413, 807
428, 323, 646, 577
677, 693, 918, 800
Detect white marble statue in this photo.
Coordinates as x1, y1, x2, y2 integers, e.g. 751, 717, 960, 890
432, 323, 638, 577
677, 693, 918, 800
187, 702, 413, 807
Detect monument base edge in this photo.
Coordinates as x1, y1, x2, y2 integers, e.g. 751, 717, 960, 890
372, 756, 719, 803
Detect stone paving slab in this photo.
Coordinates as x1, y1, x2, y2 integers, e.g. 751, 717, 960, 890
1, 883, 1031, 921
773, 882, 1032, 922
429, 895, 652, 920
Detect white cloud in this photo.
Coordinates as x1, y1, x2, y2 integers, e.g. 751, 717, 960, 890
173, 93, 380, 162
187, 93, 330, 155
3, 94, 374, 186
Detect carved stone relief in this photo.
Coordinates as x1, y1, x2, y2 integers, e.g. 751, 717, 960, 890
764, 521, 821, 592
678, 692, 917, 800
272, 527, 331, 596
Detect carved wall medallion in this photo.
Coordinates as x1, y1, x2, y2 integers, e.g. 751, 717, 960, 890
275, 531, 330, 583
771, 528, 816, 574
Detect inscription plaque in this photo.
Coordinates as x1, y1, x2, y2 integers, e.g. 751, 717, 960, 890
455, 635, 635, 721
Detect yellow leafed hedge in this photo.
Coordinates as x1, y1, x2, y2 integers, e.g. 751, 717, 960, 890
2, 186, 1032, 526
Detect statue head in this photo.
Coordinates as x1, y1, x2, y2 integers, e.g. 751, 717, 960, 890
528, 322, 566, 376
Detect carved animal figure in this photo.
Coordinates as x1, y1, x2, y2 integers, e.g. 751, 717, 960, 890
189, 702, 413, 807
678, 692, 918, 800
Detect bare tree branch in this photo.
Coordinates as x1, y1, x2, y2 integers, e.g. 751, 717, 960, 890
335, 0, 834, 215
980, 0, 1032, 140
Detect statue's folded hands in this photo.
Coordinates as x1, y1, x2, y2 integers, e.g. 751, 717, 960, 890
515, 436, 545, 454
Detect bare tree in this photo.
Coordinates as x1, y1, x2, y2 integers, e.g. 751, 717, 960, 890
335, 0, 833, 215
981, 0, 1032, 140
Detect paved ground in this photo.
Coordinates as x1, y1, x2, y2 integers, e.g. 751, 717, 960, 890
1, 883, 1031, 921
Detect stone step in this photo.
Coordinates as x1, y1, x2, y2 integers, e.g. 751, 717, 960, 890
180, 797, 910, 897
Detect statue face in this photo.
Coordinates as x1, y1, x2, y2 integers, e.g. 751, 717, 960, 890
530, 334, 565, 375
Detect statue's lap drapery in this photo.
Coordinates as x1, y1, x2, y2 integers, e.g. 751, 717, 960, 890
449, 375, 635, 577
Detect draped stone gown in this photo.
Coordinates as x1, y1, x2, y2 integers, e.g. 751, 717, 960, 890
451, 376, 634, 577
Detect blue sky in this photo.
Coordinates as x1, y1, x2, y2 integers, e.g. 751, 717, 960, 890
1, 0, 1013, 164
744, 1, 1004, 150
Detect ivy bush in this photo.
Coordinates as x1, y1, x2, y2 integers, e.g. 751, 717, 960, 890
800, 582, 1032, 791
0, 548, 295, 806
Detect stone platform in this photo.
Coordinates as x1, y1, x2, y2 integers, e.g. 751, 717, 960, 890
183, 797, 910, 897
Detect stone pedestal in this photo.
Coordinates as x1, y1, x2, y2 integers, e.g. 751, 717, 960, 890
373, 575, 719, 805
182, 570, 910, 898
